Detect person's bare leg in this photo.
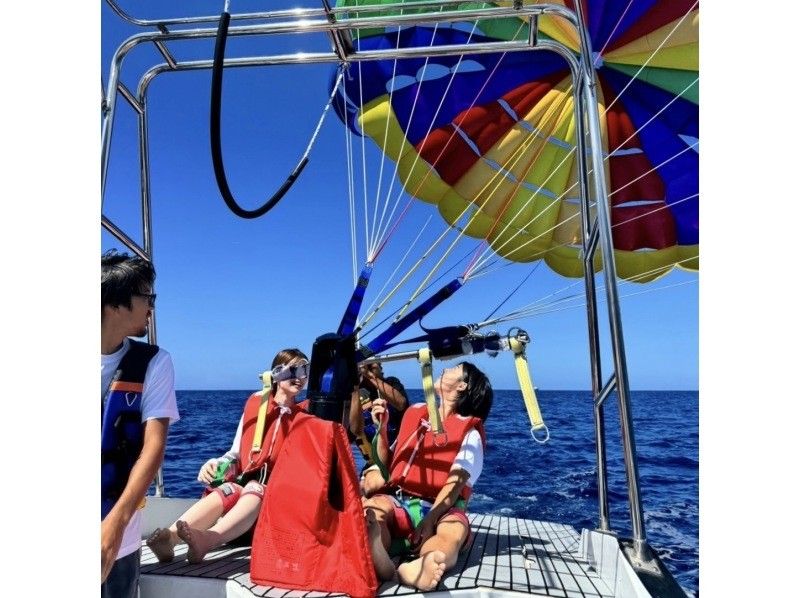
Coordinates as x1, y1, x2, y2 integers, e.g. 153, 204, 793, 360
398, 518, 468, 590
363, 495, 397, 582
146, 491, 226, 562
177, 493, 262, 563
366, 509, 396, 581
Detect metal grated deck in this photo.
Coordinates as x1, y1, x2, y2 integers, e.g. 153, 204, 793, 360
140, 514, 615, 597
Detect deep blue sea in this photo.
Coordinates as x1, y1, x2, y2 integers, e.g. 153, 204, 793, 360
160, 389, 698, 596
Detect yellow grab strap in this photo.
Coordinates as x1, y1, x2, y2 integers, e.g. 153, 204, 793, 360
251, 371, 273, 453
509, 338, 549, 443
418, 348, 443, 437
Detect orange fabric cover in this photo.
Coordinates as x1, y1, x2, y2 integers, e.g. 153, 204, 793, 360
250, 413, 378, 598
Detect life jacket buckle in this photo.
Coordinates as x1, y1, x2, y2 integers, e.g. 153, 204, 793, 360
432, 431, 448, 448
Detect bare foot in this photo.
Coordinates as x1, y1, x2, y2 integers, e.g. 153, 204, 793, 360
146, 527, 176, 563
176, 520, 213, 564
366, 510, 396, 582
397, 550, 447, 591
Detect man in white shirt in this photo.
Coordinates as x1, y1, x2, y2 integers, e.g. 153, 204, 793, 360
101, 251, 180, 598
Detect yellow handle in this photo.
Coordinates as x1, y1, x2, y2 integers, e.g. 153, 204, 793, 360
509, 338, 548, 442
251, 371, 273, 453
418, 348, 443, 435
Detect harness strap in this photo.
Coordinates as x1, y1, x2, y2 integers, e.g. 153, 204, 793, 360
509, 337, 549, 443
398, 420, 430, 482
418, 348, 444, 438
251, 371, 273, 453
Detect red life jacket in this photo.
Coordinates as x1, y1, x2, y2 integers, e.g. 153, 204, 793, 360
388, 403, 486, 503
250, 413, 378, 598
238, 393, 309, 475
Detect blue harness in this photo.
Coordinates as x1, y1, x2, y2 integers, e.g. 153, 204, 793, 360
101, 340, 158, 519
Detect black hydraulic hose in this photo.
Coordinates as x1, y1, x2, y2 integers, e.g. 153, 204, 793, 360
210, 10, 309, 219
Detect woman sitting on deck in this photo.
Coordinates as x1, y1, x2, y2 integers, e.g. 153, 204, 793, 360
362, 361, 493, 591
146, 348, 309, 563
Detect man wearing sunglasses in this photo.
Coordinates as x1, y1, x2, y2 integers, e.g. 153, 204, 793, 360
101, 250, 180, 598
348, 361, 408, 476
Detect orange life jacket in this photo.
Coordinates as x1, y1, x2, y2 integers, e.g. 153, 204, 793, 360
250, 413, 378, 598
387, 403, 486, 503
238, 393, 309, 476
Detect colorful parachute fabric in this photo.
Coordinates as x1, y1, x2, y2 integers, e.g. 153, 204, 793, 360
333, 0, 699, 282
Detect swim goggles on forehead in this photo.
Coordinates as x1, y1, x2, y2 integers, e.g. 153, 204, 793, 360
271, 361, 310, 382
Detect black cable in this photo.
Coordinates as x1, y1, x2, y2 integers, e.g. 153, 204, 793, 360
210, 10, 309, 219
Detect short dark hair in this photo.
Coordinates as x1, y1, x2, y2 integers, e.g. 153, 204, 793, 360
102, 250, 156, 310
455, 361, 493, 421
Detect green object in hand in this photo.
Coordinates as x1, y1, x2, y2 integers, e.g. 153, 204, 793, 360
211, 458, 240, 486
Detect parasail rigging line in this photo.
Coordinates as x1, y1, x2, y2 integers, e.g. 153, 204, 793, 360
357, 246, 476, 345
361, 215, 433, 325
483, 256, 699, 327
370, 15, 493, 258
366, 43, 570, 327
369, 11, 450, 257
356, 48, 541, 332
368, 19, 445, 257
600, 0, 698, 117
344, 74, 359, 285
494, 276, 698, 324
483, 261, 541, 322
592, 0, 636, 67
368, 25, 404, 257
460, 80, 577, 278
368, 19, 527, 260
358, 60, 372, 256
393, 69, 573, 304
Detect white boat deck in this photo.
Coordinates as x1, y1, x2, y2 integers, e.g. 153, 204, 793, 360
140, 513, 617, 597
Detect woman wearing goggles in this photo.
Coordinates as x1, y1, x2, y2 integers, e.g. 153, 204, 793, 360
146, 348, 309, 564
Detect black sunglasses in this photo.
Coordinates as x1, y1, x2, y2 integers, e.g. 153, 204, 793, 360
134, 292, 157, 307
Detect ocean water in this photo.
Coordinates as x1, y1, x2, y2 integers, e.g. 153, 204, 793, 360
160, 389, 698, 596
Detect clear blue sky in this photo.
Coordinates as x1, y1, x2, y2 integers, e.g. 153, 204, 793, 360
101, 0, 698, 390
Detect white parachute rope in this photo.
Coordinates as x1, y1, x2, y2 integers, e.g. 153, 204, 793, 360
484, 257, 698, 326
600, 0, 699, 115
356, 224, 463, 331
457, 83, 578, 277
343, 73, 359, 284
369, 16, 526, 259
346, 108, 358, 284
361, 215, 433, 327
368, 25, 404, 257
357, 58, 372, 262
467, 76, 699, 277
371, 15, 489, 254
367, 19, 444, 258
497, 277, 698, 323
592, 0, 636, 67
358, 28, 528, 326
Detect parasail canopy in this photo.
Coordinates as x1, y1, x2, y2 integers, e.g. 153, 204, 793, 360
333, 0, 699, 283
